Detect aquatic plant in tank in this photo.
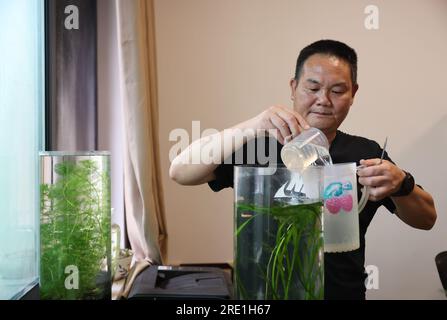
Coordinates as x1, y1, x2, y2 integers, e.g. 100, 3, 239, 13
40, 152, 111, 300
234, 166, 324, 300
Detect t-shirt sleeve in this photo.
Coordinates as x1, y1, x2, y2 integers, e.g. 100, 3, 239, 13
207, 138, 254, 192
208, 162, 234, 192
381, 196, 397, 214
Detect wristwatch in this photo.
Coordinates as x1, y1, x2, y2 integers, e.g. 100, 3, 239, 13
391, 171, 415, 197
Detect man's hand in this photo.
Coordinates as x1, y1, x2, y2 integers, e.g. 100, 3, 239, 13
246, 105, 310, 144
357, 159, 406, 201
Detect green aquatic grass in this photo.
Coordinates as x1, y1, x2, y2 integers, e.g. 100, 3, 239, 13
40, 159, 111, 300
235, 201, 324, 300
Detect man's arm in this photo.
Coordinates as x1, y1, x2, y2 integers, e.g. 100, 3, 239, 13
169, 123, 255, 186
358, 159, 437, 230
391, 185, 436, 230
169, 106, 309, 186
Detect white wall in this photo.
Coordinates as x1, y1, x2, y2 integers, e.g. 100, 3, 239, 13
154, 0, 447, 299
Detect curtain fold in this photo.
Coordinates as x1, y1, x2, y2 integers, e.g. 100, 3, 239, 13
115, 0, 167, 265
46, 0, 98, 151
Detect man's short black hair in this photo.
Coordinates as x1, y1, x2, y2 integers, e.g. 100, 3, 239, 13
294, 39, 358, 85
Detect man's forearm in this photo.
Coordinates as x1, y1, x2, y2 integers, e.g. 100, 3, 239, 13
169, 120, 256, 185
392, 186, 437, 230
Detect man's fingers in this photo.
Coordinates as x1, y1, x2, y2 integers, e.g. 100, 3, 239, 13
273, 131, 286, 145
357, 165, 383, 177
270, 113, 291, 143
260, 105, 311, 144
367, 186, 387, 201
284, 134, 293, 143
275, 105, 310, 132
360, 158, 382, 167
357, 159, 388, 176
288, 108, 310, 130
275, 109, 302, 138
358, 176, 387, 187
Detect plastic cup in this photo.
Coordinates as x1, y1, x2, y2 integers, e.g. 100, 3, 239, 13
281, 127, 331, 171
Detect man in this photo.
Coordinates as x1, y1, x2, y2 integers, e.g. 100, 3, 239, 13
169, 40, 437, 299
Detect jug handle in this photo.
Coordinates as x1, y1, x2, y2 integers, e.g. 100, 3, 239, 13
358, 186, 369, 213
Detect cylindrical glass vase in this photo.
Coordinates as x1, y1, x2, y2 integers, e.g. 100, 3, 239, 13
234, 165, 324, 300
39, 152, 111, 300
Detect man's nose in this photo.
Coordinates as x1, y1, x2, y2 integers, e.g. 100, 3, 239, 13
316, 90, 331, 106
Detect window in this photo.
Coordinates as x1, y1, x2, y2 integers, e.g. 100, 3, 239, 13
0, 0, 44, 299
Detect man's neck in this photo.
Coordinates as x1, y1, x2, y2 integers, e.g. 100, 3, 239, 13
325, 130, 337, 145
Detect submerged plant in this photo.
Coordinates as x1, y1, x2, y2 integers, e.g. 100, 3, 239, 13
235, 201, 324, 300
40, 159, 111, 300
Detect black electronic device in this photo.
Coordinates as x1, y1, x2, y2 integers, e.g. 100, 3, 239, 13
127, 265, 233, 300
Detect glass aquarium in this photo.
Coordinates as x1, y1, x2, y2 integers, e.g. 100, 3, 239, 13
0, 0, 45, 299
234, 166, 324, 300
40, 152, 111, 300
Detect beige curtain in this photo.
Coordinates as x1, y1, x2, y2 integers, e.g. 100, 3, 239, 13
115, 0, 167, 265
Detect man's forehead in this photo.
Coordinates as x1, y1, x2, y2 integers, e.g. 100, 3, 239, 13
305, 53, 347, 67
302, 54, 351, 82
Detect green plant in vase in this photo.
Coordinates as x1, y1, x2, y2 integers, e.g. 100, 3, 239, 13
40, 159, 111, 300
235, 201, 324, 300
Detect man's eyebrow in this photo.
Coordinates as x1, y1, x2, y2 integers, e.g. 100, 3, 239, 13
306, 79, 348, 87
332, 82, 348, 87
306, 79, 320, 85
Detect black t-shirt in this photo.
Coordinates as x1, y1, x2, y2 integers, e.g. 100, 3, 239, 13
208, 130, 397, 300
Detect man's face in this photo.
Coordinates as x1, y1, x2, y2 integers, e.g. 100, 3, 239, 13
290, 54, 358, 135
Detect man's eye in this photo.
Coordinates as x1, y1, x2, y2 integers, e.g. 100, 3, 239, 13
309, 88, 319, 92
332, 91, 344, 94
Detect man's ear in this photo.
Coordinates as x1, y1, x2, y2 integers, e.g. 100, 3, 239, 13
290, 78, 298, 99
352, 84, 359, 98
